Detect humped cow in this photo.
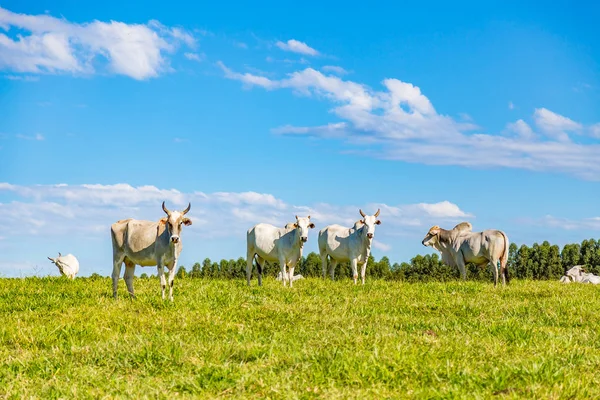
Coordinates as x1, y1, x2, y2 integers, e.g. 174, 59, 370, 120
246, 215, 315, 287
421, 222, 509, 286
111, 201, 192, 301
319, 209, 381, 285
560, 265, 600, 284
48, 252, 80, 279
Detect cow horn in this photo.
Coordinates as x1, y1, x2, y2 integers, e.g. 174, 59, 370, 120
48, 257, 54, 262
359, 209, 366, 218
374, 208, 380, 217
182, 202, 191, 215
58, 252, 62, 257
162, 201, 171, 215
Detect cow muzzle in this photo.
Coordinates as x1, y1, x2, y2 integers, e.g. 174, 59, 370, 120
301, 236, 308, 243
170, 235, 180, 243
367, 233, 374, 239
421, 239, 426, 246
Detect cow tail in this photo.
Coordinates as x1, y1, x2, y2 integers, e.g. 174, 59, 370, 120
500, 231, 510, 284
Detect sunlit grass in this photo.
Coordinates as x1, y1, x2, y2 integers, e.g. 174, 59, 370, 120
1, 277, 599, 398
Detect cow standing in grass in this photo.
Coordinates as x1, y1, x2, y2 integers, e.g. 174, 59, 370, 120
421, 222, 509, 286
319, 209, 381, 285
246, 215, 315, 287
111, 202, 192, 300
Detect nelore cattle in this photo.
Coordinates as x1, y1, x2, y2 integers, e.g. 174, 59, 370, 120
246, 215, 315, 287
48, 252, 80, 279
111, 202, 192, 301
421, 222, 509, 286
318, 209, 381, 285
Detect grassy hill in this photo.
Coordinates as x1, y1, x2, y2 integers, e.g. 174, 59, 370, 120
1, 277, 599, 398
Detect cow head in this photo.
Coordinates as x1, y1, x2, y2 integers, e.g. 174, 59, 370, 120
162, 201, 192, 244
422, 225, 441, 247
359, 209, 381, 240
292, 215, 315, 243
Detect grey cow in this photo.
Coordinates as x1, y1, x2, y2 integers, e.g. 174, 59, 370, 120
421, 222, 509, 286
111, 202, 192, 301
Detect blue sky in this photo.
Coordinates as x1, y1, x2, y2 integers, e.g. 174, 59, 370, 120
1, 1, 599, 277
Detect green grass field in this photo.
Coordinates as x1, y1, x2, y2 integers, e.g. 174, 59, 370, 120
1, 277, 599, 399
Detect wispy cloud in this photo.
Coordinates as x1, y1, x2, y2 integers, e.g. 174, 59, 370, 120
0, 6, 195, 80
322, 65, 348, 75
0, 183, 472, 240
533, 108, 582, 142
218, 62, 600, 180
16, 133, 44, 141
4, 74, 39, 81
275, 39, 319, 56
524, 215, 600, 231
508, 101, 515, 110
184, 52, 204, 62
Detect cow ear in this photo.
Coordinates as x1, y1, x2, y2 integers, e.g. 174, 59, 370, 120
375, 220, 381, 225
309, 223, 315, 229
182, 218, 192, 226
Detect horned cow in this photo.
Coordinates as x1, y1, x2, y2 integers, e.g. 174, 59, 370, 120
111, 201, 192, 301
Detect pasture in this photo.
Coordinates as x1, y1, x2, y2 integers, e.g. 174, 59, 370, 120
1, 277, 599, 399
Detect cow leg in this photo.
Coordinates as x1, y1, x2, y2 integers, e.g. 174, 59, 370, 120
320, 253, 328, 279
246, 250, 254, 286
360, 261, 367, 285
157, 264, 166, 300
256, 256, 264, 287
123, 259, 136, 299
289, 263, 296, 288
167, 262, 176, 301
455, 256, 467, 281
490, 259, 499, 287
351, 259, 358, 285
280, 259, 288, 287
112, 255, 124, 299
329, 259, 337, 281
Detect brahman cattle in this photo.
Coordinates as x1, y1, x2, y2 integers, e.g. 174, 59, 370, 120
319, 209, 381, 285
111, 201, 192, 301
421, 222, 509, 286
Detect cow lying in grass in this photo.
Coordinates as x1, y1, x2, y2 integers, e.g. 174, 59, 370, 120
560, 265, 600, 284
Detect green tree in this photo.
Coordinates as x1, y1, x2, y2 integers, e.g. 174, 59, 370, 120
176, 266, 187, 279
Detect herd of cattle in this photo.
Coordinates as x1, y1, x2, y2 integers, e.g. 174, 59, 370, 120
45, 202, 600, 300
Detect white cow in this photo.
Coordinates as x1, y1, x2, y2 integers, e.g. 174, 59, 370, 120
319, 209, 381, 285
560, 265, 600, 284
111, 202, 192, 301
421, 222, 509, 286
246, 215, 315, 287
48, 252, 80, 279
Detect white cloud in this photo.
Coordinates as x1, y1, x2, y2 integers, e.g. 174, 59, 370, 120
184, 52, 204, 62
533, 108, 582, 142
4, 74, 39, 81
527, 215, 600, 231
219, 62, 600, 180
16, 133, 44, 141
0, 183, 472, 240
505, 119, 536, 140
508, 101, 515, 110
373, 241, 391, 252
0, 6, 195, 80
275, 39, 319, 56
589, 123, 600, 139
322, 65, 348, 75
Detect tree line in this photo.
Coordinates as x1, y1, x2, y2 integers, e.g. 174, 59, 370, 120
134, 238, 600, 282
